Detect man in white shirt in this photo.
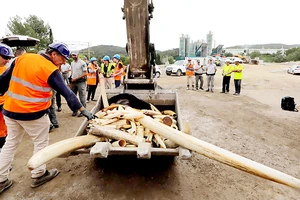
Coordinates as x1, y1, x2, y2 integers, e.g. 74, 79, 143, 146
60, 63, 71, 85
194, 60, 204, 90
205, 59, 217, 93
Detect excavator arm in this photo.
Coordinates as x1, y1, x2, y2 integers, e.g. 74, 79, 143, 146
122, 0, 156, 90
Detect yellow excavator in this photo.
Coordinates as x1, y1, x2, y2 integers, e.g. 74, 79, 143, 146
234, 54, 250, 64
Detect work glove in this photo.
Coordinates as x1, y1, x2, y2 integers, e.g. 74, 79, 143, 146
81, 109, 97, 120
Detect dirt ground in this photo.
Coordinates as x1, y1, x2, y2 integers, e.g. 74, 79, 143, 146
2, 63, 300, 200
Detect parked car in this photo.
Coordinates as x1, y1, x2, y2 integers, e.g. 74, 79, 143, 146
287, 65, 300, 75
165, 60, 187, 76
154, 65, 162, 78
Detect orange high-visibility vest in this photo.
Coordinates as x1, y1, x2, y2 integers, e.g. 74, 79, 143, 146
186, 63, 194, 76
0, 66, 8, 105
114, 62, 123, 81
3, 53, 57, 113
87, 64, 98, 85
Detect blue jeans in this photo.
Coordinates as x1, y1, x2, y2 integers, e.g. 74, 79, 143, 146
115, 80, 121, 88
234, 79, 242, 94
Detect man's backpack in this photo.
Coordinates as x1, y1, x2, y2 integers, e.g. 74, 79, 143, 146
281, 96, 298, 112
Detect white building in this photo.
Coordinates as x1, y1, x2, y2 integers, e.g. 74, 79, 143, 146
224, 47, 286, 55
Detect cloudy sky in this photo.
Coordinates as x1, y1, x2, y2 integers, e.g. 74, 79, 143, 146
0, 0, 298, 51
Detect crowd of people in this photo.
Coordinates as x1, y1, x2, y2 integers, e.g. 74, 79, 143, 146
48, 52, 125, 130
185, 58, 244, 95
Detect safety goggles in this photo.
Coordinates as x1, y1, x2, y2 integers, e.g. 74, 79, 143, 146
0, 55, 11, 60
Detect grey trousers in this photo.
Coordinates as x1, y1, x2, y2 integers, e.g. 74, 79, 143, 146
49, 90, 59, 126
195, 74, 203, 89
70, 81, 87, 108
62, 73, 70, 85
206, 75, 215, 91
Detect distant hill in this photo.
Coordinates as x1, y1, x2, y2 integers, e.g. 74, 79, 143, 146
80, 45, 127, 58
80, 45, 179, 58
225, 43, 300, 49
157, 48, 179, 57
83, 44, 300, 58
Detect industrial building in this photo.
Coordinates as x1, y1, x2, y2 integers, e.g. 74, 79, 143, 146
179, 31, 218, 59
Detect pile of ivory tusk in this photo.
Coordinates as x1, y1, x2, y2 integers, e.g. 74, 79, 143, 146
27, 103, 300, 189
88, 103, 180, 149
90, 105, 300, 189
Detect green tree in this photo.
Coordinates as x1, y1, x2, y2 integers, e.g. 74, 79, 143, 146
249, 51, 261, 59
6, 15, 53, 52
285, 48, 300, 61
224, 52, 233, 57
273, 51, 287, 63
49, 28, 54, 43
285, 48, 298, 56
168, 56, 175, 64
120, 55, 129, 66
156, 53, 162, 64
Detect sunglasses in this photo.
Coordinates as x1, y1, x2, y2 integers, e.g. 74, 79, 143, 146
0, 55, 11, 60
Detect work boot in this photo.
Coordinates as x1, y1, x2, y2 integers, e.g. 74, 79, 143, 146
49, 124, 54, 132
0, 179, 13, 194
72, 110, 78, 116
31, 169, 60, 188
